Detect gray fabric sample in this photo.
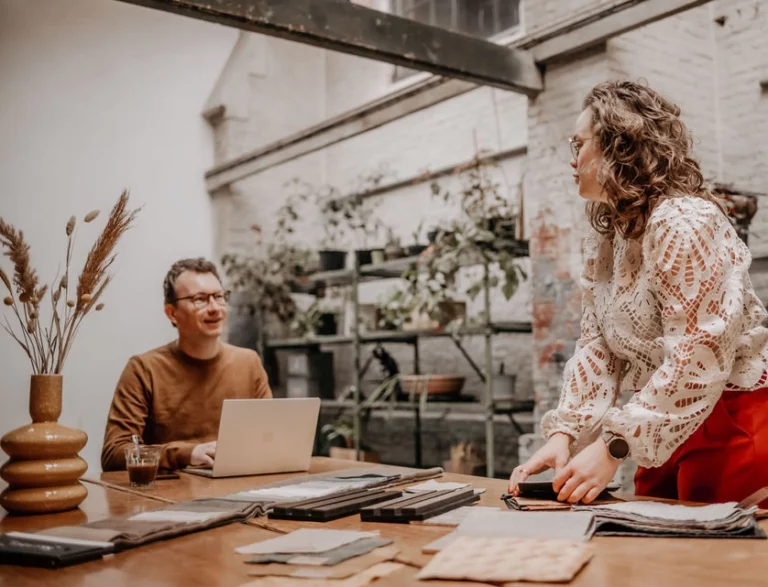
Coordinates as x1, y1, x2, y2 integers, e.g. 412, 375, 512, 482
247, 537, 393, 566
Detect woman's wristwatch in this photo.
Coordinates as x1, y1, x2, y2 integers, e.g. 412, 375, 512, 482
602, 432, 630, 460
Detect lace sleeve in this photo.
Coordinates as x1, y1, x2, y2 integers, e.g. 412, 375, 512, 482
541, 236, 622, 450
601, 199, 746, 467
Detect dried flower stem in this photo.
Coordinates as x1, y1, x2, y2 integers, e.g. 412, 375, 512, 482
0, 191, 140, 374
2, 317, 34, 366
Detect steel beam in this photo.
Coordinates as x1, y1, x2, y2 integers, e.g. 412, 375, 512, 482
116, 0, 543, 95
202, 0, 712, 191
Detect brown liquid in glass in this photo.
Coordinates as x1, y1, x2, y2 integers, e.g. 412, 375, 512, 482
128, 463, 159, 485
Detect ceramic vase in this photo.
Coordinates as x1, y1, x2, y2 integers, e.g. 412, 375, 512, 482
0, 375, 88, 515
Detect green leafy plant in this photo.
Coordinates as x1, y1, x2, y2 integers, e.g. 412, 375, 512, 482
411, 220, 424, 246
221, 188, 312, 328
311, 169, 392, 250
376, 286, 414, 330
290, 300, 330, 338
424, 152, 527, 303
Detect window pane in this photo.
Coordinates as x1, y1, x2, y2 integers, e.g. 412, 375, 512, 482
406, 0, 433, 23
498, 0, 521, 31
458, 0, 519, 37
394, 0, 520, 36
390, 0, 521, 82
434, 0, 455, 30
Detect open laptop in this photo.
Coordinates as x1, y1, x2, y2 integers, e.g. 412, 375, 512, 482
183, 397, 321, 478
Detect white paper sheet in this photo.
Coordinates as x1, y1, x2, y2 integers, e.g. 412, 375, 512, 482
421, 506, 501, 526
405, 480, 470, 493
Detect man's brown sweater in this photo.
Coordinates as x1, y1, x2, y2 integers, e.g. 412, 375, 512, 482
101, 342, 272, 471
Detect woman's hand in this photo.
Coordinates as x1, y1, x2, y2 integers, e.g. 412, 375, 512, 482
552, 438, 620, 504
508, 432, 572, 494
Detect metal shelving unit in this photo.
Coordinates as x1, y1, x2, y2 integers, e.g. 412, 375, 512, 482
265, 246, 531, 477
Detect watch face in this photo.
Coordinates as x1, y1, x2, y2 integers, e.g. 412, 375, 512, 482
609, 437, 630, 459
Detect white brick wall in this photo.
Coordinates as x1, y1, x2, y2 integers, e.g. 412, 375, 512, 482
325, 86, 528, 192
223, 133, 534, 400
523, 0, 624, 32
210, 0, 768, 472
608, 6, 719, 177
524, 45, 614, 422
714, 0, 768, 256
207, 35, 328, 163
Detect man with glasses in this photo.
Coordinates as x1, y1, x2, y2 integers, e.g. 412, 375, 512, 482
100, 258, 272, 471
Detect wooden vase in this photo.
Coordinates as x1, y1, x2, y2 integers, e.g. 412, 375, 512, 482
0, 375, 88, 515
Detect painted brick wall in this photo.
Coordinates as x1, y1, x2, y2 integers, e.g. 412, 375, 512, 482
212, 0, 768, 474
215, 77, 534, 470
524, 45, 613, 428
522, 0, 625, 32
713, 0, 768, 257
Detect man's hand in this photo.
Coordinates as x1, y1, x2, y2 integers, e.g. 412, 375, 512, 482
552, 438, 620, 504
508, 433, 572, 495
190, 441, 217, 467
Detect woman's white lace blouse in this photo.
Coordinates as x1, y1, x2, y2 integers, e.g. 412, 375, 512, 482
541, 196, 768, 467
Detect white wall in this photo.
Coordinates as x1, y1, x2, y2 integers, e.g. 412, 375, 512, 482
0, 0, 237, 471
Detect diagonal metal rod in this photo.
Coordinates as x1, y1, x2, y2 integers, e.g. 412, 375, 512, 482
449, 336, 486, 383
117, 0, 543, 95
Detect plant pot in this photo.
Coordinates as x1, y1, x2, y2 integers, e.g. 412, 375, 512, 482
354, 249, 373, 267
316, 312, 338, 336
318, 250, 347, 272
0, 375, 88, 515
330, 446, 380, 463
405, 244, 427, 257
403, 301, 466, 332
492, 374, 518, 402
370, 249, 386, 265
384, 244, 405, 260
427, 229, 439, 244
400, 374, 466, 397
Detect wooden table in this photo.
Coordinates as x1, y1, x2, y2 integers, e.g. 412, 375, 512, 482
2, 458, 768, 587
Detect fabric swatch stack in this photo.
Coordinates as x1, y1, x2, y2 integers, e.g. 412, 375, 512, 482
237, 528, 405, 585
572, 501, 765, 538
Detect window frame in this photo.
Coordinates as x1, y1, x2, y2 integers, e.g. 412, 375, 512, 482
389, 0, 523, 83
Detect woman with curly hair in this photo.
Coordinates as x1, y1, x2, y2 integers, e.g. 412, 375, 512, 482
508, 80, 768, 506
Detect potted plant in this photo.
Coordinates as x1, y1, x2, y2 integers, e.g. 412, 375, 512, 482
384, 228, 405, 261
318, 419, 380, 463
290, 300, 339, 338
425, 152, 527, 304
405, 221, 427, 258
376, 286, 415, 330
0, 192, 140, 514
222, 188, 315, 331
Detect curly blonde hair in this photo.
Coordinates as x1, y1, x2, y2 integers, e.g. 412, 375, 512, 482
583, 80, 725, 239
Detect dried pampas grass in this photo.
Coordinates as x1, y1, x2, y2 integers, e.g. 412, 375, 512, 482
0, 190, 140, 373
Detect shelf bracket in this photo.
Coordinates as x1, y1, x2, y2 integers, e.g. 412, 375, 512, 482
449, 336, 486, 383
506, 413, 525, 436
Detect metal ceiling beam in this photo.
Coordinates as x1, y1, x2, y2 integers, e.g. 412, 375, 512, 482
529, 0, 712, 63
202, 0, 712, 191
115, 0, 543, 96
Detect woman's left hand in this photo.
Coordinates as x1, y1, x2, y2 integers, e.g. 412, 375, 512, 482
552, 438, 621, 504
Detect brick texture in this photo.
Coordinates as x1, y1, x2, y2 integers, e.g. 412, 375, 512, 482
714, 0, 768, 256
212, 0, 768, 474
